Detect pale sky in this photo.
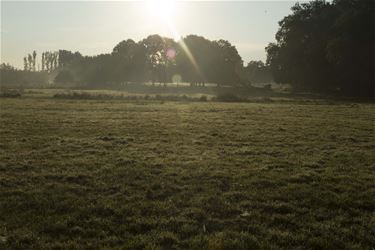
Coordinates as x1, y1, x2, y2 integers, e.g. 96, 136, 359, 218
1, 1, 299, 69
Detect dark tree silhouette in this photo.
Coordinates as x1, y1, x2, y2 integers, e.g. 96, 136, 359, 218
326, 0, 375, 96
55, 70, 74, 83
32, 51, 37, 71
266, 0, 374, 96
176, 35, 244, 87
27, 54, 33, 71
245, 61, 273, 84
141, 34, 177, 86
213, 39, 244, 87
1, 63, 48, 85
53, 52, 58, 69
23, 57, 28, 71
112, 39, 146, 84
58, 50, 82, 68
177, 35, 212, 86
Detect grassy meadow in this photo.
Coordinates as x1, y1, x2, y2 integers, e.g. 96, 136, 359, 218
0, 90, 374, 249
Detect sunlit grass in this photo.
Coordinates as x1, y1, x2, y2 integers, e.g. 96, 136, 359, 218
0, 91, 374, 248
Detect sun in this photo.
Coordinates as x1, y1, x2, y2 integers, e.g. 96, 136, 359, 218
146, 0, 177, 21
142, 0, 181, 40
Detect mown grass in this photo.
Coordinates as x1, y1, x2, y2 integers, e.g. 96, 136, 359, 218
0, 90, 374, 249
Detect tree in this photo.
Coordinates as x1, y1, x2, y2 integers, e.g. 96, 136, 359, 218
177, 35, 212, 86
42, 51, 57, 72
213, 39, 244, 86
112, 39, 147, 83
141, 34, 177, 85
1, 63, 48, 85
74, 54, 114, 86
44, 52, 50, 72
47, 52, 54, 71
27, 54, 33, 71
266, 0, 336, 92
326, 0, 375, 96
245, 61, 273, 84
32, 51, 37, 71
177, 35, 244, 87
1, 63, 21, 84
58, 50, 82, 68
41, 52, 45, 71
54, 70, 74, 83
53, 52, 59, 69
23, 57, 28, 71
266, 0, 374, 96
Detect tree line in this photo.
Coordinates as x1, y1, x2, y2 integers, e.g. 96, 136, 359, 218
54, 35, 272, 88
2, 0, 373, 97
2, 34, 272, 88
23, 51, 59, 72
0, 63, 49, 86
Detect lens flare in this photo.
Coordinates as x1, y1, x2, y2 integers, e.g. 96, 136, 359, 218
166, 48, 176, 60
172, 74, 182, 83
143, 0, 204, 81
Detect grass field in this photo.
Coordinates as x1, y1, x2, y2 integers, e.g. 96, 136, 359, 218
0, 90, 374, 249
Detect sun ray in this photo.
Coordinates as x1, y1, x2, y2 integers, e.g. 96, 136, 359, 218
165, 19, 205, 82
143, 0, 204, 81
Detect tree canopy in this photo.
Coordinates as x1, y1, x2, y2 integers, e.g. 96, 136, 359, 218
266, 0, 374, 97
46, 34, 249, 88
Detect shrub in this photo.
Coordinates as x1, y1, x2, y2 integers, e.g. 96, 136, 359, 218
263, 84, 272, 91
0, 89, 22, 98
214, 93, 246, 102
199, 95, 208, 102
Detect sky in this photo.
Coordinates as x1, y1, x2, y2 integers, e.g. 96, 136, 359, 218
1, 1, 299, 69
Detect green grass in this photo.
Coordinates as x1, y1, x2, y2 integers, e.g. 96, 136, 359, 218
0, 90, 374, 249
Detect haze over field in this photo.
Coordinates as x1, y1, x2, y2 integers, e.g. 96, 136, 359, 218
1, 0, 295, 68
0, 0, 374, 249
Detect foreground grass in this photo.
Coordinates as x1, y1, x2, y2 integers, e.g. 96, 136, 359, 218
0, 92, 374, 249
